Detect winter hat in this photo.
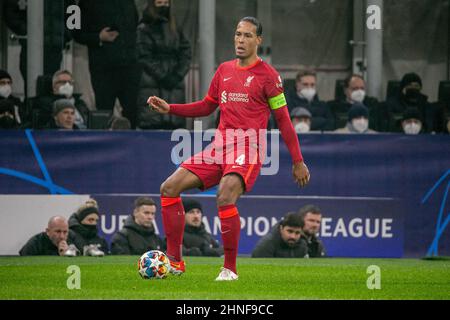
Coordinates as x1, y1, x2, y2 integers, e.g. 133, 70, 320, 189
402, 107, 422, 122
76, 206, 99, 222
348, 103, 369, 121
53, 99, 75, 116
290, 107, 312, 119
0, 70, 12, 81
182, 198, 203, 214
400, 73, 422, 91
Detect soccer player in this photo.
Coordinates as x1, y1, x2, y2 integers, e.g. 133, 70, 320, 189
147, 16, 310, 281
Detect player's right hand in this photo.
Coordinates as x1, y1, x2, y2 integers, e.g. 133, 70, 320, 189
292, 161, 310, 188
147, 96, 170, 114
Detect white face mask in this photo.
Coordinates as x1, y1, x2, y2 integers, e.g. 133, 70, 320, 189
0, 84, 12, 98
403, 122, 421, 135
299, 88, 316, 102
58, 82, 74, 98
352, 118, 368, 133
351, 89, 365, 103
295, 121, 311, 133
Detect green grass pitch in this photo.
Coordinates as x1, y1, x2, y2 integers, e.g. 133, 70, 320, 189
0, 256, 449, 300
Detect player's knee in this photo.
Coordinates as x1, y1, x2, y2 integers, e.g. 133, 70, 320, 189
160, 180, 178, 197
216, 191, 235, 207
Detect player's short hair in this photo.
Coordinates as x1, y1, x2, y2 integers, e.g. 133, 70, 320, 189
134, 197, 156, 209
239, 16, 263, 36
279, 212, 303, 228
344, 74, 364, 89
296, 69, 317, 82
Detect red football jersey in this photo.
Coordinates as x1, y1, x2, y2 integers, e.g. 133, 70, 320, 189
206, 58, 285, 133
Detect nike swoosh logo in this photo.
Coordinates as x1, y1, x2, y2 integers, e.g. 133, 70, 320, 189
221, 229, 231, 234
224, 77, 232, 81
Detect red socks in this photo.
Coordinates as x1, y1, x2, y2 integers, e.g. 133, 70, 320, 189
161, 197, 241, 274
218, 204, 241, 274
160, 196, 185, 262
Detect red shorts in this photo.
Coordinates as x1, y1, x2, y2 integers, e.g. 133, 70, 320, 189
180, 143, 262, 193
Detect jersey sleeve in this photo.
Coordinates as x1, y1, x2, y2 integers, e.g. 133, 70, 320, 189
264, 68, 286, 111
205, 64, 222, 104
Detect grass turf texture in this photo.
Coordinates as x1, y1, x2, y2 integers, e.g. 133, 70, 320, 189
0, 256, 449, 300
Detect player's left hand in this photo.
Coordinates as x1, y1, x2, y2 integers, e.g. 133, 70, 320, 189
292, 161, 310, 187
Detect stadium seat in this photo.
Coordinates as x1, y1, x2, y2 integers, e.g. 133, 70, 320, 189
88, 110, 113, 129
283, 78, 296, 92
386, 80, 401, 100
335, 79, 346, 101
36, 74, 53, 97
438, 81, 450, 105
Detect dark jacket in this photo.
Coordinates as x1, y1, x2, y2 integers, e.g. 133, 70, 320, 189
3, 0, 73, 47
327, 96, 388, 132
136, 10, 191, 129
183, 223, 223, 257
111, 215, 165, 255
19, 232, 61, 256
286, 90, 335, 131
68, 214, 109, 254
35, 94, 89, 129
72, 0, 138, 69
251, 225, 308, 258
299, 233, 326, 258
385, 93, 445, 133
0, 95, 24, 124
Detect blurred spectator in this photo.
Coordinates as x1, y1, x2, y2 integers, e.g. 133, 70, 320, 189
68, 199, 108, 256
386, 72, 445, 133
36, 70, 90, 129
298, 205, 325, 258
401, 107, 424, 135
251, 212, 308, 258
182, 198, 223, 257
0, 100, 20, 129
286, 70, 334, 131
73, 0, 140, 128
0, 69, 24, 125
109, 116, 132, 130
290, 107, 312, 133
328, 74, 387, 131
2, 0, 74, 81
19, 216, 77, 256
136, 0, 191, 129
111, 197, 165, 255
334, 103, 377, 134
44, 99, 79, 130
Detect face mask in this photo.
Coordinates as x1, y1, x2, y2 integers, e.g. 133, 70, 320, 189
0, 84, 12, 98
58, 83, 74, 98
156, 6, 170, 18
351, 89, 365, 103
352, 118, 368, 133
295, 121, 310, 133
0, 115, 16, 129
299, 88, 316, 102
403, 122, 421, 135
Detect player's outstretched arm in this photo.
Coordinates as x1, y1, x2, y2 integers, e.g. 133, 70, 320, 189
147, 96, 218, 118
273, 106, 310, 188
